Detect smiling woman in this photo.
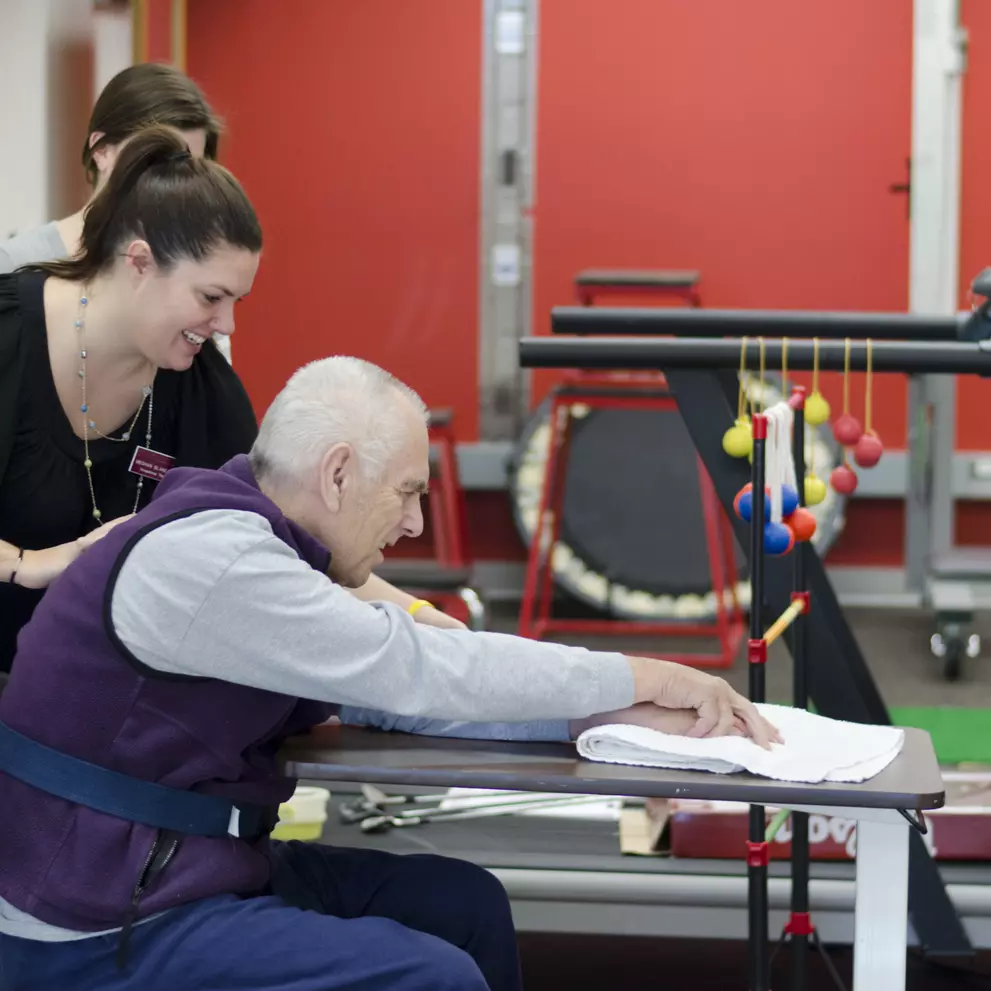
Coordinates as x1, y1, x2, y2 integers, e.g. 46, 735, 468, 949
0, 124, 263, 676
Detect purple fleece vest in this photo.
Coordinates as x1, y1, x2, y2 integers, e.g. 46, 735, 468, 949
0, 455, 334, 931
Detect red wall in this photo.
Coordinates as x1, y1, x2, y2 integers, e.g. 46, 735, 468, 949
186, 0, 483, 442
532, 0, 913, 451
183, 1, 991, 568
958, 0, 991, 450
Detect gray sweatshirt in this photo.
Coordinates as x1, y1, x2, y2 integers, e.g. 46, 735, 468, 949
0, 508, 635, 942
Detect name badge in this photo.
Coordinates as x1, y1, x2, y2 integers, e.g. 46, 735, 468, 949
128, 446, 176, 483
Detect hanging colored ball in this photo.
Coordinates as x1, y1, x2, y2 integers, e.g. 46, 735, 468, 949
804, 474, 827, 506
830, 464, 859, 495
733, 483, 751, 519
736, 486, 771, 523
788, 507, 817, 542
781, 484, 800, 517
764, 521, 794, 556
805, 391, 831, 426
853, 430, 884, 468
722, 420, 752, 458
832, 413, 863, 446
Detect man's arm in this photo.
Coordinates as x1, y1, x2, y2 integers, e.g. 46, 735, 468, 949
112, 510, 636, 724
112, 510, 779, 747
338, 705, 572, 742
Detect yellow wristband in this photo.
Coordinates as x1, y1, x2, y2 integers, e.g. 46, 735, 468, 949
408, 599, 433, 616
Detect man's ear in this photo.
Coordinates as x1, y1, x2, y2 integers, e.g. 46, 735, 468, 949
318, 443, 355, 512
122, 239, 157, 281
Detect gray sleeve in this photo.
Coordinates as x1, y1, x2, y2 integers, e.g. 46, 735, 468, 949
0, 223, 68, 274
111, 510, 635, 722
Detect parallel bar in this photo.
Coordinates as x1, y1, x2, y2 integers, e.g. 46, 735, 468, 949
550, 305, 965, 339
519, 336, 991, 375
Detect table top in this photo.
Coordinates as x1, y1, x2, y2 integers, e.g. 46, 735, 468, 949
574, 269, 701, 288
282, 725, 945, 812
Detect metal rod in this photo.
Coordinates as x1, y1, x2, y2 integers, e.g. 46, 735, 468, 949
550, 305, 966, 340
519, 336, 991, 375
790, 388, 811, 991
763, 599, 804, 647
749, 415, 769, 991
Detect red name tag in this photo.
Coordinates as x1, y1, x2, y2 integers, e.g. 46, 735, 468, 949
128, 446, 175, 483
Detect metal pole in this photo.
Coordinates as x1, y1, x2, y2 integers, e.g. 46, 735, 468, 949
749, 413, 769, 991
550, 305, 966, 339
790, 388, 811, 990
519, 335, 991, 375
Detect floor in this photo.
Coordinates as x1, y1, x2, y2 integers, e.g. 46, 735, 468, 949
517, 933, 991, 990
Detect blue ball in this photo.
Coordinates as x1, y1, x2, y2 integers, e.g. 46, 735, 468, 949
781, 484, 800, 517
764, 521, 792, 555
737, 489, 770, 523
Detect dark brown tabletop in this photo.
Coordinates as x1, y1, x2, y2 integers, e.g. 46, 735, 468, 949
282, 725, 945, 813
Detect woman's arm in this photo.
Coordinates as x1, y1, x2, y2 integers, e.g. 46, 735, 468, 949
348, 573, 467, 630
0, 516, 132, 590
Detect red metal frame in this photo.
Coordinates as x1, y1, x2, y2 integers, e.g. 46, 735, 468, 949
426, 418, 468, 570
517, 372, 745, 668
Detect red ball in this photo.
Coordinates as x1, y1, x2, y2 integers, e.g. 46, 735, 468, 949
853, 430, 884, 468
787, 507, 817, 542
833, 413, 864, 446
830, 464, 859, 495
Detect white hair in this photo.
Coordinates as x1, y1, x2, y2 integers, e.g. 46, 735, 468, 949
250, 356, 428, 486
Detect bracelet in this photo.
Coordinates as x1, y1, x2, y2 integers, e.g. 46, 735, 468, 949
407, 599, 433, 617
9, 548, 24, 586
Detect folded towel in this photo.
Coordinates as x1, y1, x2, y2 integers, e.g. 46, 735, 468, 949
576, 703, 904, 784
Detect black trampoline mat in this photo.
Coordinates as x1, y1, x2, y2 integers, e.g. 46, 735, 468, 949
559, 407, 746, 597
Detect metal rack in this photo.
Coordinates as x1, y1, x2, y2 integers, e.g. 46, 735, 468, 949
547, 296, 991, 679
518, 331, 991, 959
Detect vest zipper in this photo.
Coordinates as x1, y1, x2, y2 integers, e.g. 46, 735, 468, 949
115, 829, 181, 970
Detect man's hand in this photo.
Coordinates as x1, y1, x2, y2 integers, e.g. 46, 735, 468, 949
14, 515, 134, 591
412, 605, 468, 631
570, 703, 749, 741
625, 657, 783, 750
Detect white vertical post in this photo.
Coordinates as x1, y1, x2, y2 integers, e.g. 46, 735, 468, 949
906, 0, 967, 580
853, 819, 911, 990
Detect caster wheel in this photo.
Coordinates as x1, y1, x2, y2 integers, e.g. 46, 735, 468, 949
931, 631, 979, 682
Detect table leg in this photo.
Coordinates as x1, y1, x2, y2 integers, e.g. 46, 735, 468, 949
854, 818, 910, 990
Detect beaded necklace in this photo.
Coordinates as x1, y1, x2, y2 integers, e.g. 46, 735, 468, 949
75, 291, 155, 522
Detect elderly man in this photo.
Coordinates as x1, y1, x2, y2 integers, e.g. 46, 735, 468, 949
0, 357, 776, 991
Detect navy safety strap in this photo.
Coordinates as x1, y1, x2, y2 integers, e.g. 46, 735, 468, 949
0, 721, 278, 839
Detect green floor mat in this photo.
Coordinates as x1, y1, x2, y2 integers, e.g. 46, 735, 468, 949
889, 707, 991, 765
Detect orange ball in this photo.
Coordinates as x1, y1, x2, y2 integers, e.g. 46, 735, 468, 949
788, 507, 817, 542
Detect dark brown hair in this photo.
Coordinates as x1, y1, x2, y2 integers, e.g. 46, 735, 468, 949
83, 63, 221, 186
29, 126, 262, 283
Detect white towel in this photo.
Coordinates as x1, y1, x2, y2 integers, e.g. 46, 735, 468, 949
576, 704, 904, 784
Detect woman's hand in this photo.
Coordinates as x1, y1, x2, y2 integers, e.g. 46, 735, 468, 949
411, 605, 468, 631
13, 515, 134, 590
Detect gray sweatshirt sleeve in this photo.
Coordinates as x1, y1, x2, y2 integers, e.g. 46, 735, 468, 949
111, 509, 635, 722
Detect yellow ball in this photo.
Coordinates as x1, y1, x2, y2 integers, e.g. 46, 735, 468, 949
721, 421, 752, 458
805, 474, 827, 506
805, 392, 831, 426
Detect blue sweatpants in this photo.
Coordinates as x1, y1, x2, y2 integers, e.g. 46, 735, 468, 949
0, 842, 522, 991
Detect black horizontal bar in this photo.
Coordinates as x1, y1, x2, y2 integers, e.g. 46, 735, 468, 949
519, 336, 991, 376
551, 306, 967, 340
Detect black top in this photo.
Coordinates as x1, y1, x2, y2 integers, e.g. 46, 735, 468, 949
0, 271, 259, 673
